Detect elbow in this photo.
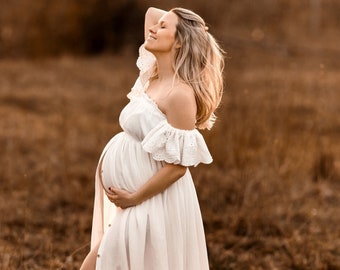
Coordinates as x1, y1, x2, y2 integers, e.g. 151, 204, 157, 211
145, 7, 157, 19
164, 163, 188, 183
146, 7, 155, 13
145, 7, 166, 22
145, 7, 152, 17
174, 165, 187, 179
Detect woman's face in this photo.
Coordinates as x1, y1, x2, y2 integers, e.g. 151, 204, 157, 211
145, 11, 179, 54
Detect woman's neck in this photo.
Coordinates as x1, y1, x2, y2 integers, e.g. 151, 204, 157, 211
154, 53, 176, 82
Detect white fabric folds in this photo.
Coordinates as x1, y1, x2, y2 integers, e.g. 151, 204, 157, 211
142, 120, 213, 167
90, 43, 212, 269
128, 44, 156, 99
136, 43, 156, 86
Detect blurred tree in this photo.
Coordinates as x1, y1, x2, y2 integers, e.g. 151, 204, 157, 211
0, 0, 339, 58
0, 0, 144, 57
80, 0, 144, 54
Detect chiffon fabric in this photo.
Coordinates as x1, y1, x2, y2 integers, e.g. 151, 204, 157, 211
90, 44, 212, 270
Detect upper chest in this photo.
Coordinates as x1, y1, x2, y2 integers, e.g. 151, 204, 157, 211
145, 80, 174, 115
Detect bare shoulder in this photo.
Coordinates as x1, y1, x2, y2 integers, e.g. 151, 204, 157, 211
167, 83, 196, 111
164, 82, 197, 130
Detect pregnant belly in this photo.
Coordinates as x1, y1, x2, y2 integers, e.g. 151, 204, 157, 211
100, 132, 161, 192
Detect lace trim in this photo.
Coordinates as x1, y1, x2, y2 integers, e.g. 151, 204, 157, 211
142, 91, 166, 117
141, 120, 213, 167
128, 44, 156, 99
136, 44, 156, 86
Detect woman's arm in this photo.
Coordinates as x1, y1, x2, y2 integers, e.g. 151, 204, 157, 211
107, 163, 187, 209
106, 84, 197, 209
144, 7, 167, 40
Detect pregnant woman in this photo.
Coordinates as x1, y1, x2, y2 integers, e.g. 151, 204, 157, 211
80, 7, 224, 270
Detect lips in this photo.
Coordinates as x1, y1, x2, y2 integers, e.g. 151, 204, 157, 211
148, 35, 157, 40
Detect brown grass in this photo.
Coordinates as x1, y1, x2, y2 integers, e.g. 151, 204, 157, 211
1, 1, 340, 269
1, 44, 339, 269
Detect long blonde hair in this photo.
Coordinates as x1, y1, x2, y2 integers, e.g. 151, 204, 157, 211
171, 7, 224, 130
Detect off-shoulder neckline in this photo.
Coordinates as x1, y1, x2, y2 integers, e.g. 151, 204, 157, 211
142, 91, 167, 117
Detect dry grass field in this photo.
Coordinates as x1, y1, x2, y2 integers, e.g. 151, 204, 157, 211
1, 1, 340, 269
0, 42, 339, 269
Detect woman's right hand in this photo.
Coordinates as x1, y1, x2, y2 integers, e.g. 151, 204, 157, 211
105, 187, 138, 209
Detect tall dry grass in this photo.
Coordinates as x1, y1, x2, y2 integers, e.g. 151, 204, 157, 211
198, 47, 340, 269
1, 0, 340, 269
0, 44, 339, 269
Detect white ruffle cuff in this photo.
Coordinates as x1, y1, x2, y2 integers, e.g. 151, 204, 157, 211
142, 120, 213, 167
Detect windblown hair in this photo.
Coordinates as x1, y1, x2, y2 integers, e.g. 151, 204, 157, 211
171, 7, 224, 130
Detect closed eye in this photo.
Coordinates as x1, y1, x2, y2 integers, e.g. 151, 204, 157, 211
160, 21, 166, 29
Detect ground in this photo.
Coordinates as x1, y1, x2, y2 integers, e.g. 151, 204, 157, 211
0, 42, 339, 269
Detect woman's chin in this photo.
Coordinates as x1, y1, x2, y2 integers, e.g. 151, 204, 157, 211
144, 42, 153, 52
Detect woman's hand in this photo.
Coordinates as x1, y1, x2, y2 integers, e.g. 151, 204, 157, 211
105, 164, 187, 209
105, 187, 138, 209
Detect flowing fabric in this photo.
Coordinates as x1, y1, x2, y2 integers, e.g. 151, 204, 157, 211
90, 44, 212, 270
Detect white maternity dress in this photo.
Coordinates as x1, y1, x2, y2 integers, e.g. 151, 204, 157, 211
90, 44, 212, 270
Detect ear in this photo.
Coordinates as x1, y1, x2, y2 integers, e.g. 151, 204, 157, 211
175, 42, 181, 49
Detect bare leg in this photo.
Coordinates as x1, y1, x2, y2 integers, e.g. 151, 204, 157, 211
80, 241, 100, 270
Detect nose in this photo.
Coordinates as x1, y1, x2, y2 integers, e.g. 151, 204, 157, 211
149, 25, 157, 34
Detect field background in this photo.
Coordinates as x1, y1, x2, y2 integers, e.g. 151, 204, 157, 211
0, 0, 339, 269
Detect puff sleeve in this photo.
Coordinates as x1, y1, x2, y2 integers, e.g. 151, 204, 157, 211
142, 120, 213, 167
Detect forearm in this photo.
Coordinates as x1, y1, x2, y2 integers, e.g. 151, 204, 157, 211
133, 163, 187, 205
144, 7, 167, 39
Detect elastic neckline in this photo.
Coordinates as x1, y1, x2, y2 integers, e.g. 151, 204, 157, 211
142, 92, 167, 117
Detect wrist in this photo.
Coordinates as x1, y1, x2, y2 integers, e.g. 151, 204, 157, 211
131, 192, 142, 206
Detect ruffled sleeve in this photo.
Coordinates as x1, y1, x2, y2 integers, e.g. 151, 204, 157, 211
141, 120, 213, 167
128, 43, 156, 99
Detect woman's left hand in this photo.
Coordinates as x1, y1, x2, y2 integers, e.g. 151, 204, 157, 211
105, 187, 137, 209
